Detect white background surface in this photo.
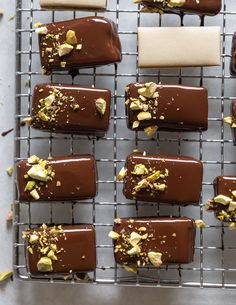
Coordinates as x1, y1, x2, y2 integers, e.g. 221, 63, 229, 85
0, 0, 236, 304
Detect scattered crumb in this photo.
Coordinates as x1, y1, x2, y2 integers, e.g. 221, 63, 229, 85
6, 166, 13, 177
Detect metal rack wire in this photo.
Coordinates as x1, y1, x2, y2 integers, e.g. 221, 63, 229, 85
13, 0, 236, 288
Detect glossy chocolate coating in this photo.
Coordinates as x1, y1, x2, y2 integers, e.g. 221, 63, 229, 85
123, 153, 203, 205
39, 16, 122, 72
17, 155, 97, 202
26, 225, 96, 275
214, 176, 236, 198
113, 217, 195, 265
139, 0, 221, 16
126, 83, 208, 132
230, 33, 236, 76
31, 84, 111, 136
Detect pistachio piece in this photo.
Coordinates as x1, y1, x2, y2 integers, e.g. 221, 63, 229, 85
137, 111, 152, 121
229, 222, 236, 230
153, 183, 167, 192
138, 226, 147, 232
117, 167, 127, 181
37, 257, 53, 272
132, 120, 140, 129
47, 250, 58, 261
224, 116, 233, 125
58, 43, 74, 57
95, 98, 106, 115
60, 61, 67, 68
123, 264, 137, 274
127, 245, 141, 256
138, 82, 158, 98
130, 99, 144, 111
44, 94, 55, 106
134, 178, 149, 192
131, 164, 148, 175
213, 194, 232, 205
56, 181, 61, 187
24, 181, 36, 191
232, 190, 236, 198
76, 44, 82, 50
0, 271, 13, 282
114, 218, 122, 224
6, 166, 13, 177
148, 251, 162, 267
228, 201, 236, 212
147, 170, 161, 183
21, 117, 32, 126
35, 26, 48, 35
29, 234, 39, 244
66, 30, 77, 45
30, 189, 40, 200
27, 155, 40, 164
144, 125, 158, 137
129, 232, 142, 247
27, 164, 48, 182
168, 0, 185, 7
108, 231, 120, 240
195, 219, 207, 228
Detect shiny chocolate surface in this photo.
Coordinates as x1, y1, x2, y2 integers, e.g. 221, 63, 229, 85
113, 217, 195, 266
123, 153, 203, 205
38, 16, 122, 72
26, 225, 96, 274
31, 83, 111, 135
126, 83, 208, 132
17, 155, 97, 202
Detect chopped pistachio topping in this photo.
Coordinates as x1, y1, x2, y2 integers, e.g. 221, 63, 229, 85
66, 30, 77, 45
0, 271, 13, 282
127, 244, 141, 256
137, 111, 152, 121
131, 164, 148, 176
108, 231, 120, 240
76, 44, 82, 50
148, 252, 162, 267
132, 120, 140, 129
214, 195, 232, 205
129, 232, 142, 247
6, 166, 13, 177
37, 257, 53, 272
228, 201, 236, 212
117, 167, 127, 181
27, 164, 48, 182
28, 155, 40, 164
195, 219, 207, 229
144, 125, 158, 137
58, 43, 74, 57
95, 98, 106, 116
229, 223, 236, 230
123, 264, 137, 274
30, 189, 40, 200
36, 26, 48, 35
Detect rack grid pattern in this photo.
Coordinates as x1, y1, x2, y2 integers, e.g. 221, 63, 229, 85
14, 0, 236, 288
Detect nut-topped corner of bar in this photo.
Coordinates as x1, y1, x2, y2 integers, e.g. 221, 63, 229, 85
30, 84, 111, 136
23, 224, 96, 274
119, 152, 203, 205
35, 16, 122, 73
223, 101, 236, 145
134, 0, 221, 16
206, 176, 236, 229
40, 0, 107, 10
16, 155, 97, 202
125, 82, 208, 136
109, 217, 196, 271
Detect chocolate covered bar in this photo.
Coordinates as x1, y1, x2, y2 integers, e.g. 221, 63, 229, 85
224, 101, 236, 145
16, 155, 97, 202
30, 84, 111, 136
125, 82, 208, 135
36, 16, 122, 73
23, 224, 96, 274
40, 0, 107, 10
230, 33, 236, 76
109, 217, 195, 270
138, 27, 221, 68
206, 176, 236, 228
135, 0, 221, 16
119, 152, 203, 205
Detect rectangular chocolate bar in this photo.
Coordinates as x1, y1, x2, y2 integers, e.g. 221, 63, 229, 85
138, 27, 221, 68
16, 155, 97, 202
224, 101, 236, 145
125, 82, 208, 134
206, 176, 236, 226
36, 16, 122, 73
40, 0, 107, 9
31, 84, 111, 136
135, 0, 221, 16
231, 33, 236, 76
23, 224, 96, 275
110, 217, 195, 268
122, 153, 203, 205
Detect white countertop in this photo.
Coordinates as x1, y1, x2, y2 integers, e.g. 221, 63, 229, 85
0, 0, 236, 304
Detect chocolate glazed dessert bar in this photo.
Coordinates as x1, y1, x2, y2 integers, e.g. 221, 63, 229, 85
30, 84, 111, 136
134, 0, 221, 16
119, 152, 203, 205
206, 176, 236, 229
36, 16, 122, 73
125, 82, 208, 136
109, 217, 195, 271
224, 101, 236, 145
16, 155, 97, 202
40, 0, 107, 10
23, 224, 96, 275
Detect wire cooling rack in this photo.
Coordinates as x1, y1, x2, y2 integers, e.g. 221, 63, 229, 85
13, 0, 236, 288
